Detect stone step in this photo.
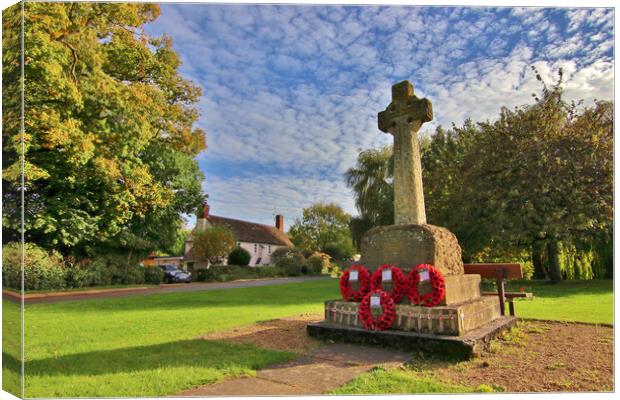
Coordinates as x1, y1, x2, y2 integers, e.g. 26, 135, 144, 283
324, 296, 501, 336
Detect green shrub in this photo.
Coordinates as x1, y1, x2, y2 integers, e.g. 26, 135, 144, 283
144, 266, 164, 285
227, 247, 251, 266
195, 269, 211, 282
117, 264, 146, 285
86, 255, 146, 285
64, 259, 93, 289
271, 247, 304, 264
2, 242, 66, 291
306, 253, 330, 275
87, 257, 116, 286
255, 265, 283, 278
272, 247, 305, 276
277, 256, 305, 277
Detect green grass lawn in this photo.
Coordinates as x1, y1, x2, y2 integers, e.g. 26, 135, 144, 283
4, 279, 338, 397
490, 279, 613, 324
332, 368, 497, 394
2, 278, 613, 397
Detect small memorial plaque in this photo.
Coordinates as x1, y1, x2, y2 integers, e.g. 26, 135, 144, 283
349, 270, 359, 281
370, 295, 381, 308
382, 269, 392, 281
419, 268, 430, 282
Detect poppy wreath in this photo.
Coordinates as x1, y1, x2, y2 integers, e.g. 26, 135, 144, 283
339, 265, 371, 302
358, 289, 395, 331
370, 264, 407, 303
406, 264, 446, 307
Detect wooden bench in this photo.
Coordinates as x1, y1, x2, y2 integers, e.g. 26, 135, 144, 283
464, 263, 533, 316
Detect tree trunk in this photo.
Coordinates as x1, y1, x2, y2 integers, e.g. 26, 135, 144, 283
532, 242, 548, 279
547, 238, 562, 283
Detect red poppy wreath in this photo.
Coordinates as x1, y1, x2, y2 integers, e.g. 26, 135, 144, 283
407, 264, 446, 307
358, 289, 395, 331
339, 265, 371, 302
370, 264, 407, 303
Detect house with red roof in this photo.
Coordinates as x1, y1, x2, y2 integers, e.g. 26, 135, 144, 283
184, 202, 294, 269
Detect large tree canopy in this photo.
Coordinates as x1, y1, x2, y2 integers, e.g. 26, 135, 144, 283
288, 202, 354, 260
2, 3, 206, 256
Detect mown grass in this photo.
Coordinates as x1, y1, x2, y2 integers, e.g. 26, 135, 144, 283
487, 279, 613, 324
5, 278, 338, 397
332, 368, 496, 394
3, 277, 613, 397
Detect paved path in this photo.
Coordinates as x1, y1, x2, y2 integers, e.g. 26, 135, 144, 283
178, 343, 411, 396
3, 276, 331, 305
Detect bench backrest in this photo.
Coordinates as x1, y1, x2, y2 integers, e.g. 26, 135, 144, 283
463, 263, 523, 279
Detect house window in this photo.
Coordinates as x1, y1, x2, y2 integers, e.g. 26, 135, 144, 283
268, 245, 271, 254
254, 244, 257, 253
237, 242, 241, 247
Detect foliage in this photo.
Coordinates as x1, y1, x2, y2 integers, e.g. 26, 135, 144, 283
2, 3, 205, 257
271, 247, 304, 265
271, 247, 306, 276
63, 258, 93, 288
306, 252, 330, 275
288, 202, 354, 259
277, 256, 305, 277
191, 226, 237, 264
2, 242, 65, 290
87, 254, 146, 285
227, 247, 251, 267
144, 266, 165, 285
195, 264, 294, 282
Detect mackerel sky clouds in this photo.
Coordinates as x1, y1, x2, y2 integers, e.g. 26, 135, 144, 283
145, 4, 614, 229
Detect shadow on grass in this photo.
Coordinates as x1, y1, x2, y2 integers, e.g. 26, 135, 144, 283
22, 339, 294, 378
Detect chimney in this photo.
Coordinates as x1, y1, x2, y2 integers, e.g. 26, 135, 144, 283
275, 214, 284, 231
202, 202, 210, 218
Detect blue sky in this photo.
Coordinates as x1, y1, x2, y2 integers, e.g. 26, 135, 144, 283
144, 4, 614, 230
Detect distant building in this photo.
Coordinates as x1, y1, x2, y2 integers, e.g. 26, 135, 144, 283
184, 202, 293, 270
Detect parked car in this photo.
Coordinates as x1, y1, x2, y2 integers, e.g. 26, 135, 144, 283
159, 265, 192, 283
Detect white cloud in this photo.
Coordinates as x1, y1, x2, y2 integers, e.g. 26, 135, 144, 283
145, 5, 614, 221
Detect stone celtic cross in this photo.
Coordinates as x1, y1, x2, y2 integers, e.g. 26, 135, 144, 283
378, 80, 433, 225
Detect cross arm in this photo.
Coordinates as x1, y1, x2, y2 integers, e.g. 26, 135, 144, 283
378, 97, 433, 133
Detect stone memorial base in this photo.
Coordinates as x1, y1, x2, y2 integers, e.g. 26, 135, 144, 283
360, 224, 464, 275
323, 296, 500, 336
307, 316, 517, 358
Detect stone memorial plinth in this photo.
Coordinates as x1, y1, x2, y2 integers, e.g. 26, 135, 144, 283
323, 297, 500, 336
360, 224, 464, 276
307, 79, 516, 356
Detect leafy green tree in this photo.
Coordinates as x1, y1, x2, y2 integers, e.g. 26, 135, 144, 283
191, 226, 237, 265
227, 247, 251, 266
469, 71, 612, 281
288, 202, 354, 258
2, 3, 205, 256
344, 146, 394, 248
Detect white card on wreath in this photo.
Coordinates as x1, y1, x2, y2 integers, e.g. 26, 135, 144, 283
349, 270, 359, 281
419, 269, 430, 282
382, 269, 392, 281
370, 295, 381, 308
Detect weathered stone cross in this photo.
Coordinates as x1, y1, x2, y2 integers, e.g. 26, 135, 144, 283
378, 80, 433, 225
